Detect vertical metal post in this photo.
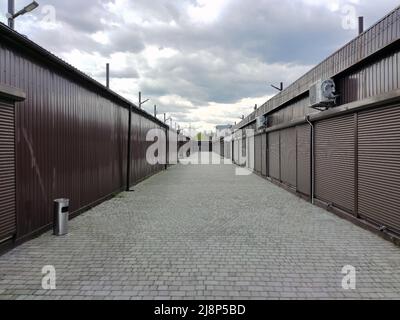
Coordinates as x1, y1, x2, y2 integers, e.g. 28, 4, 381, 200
106, 63, 110, 88
165, 125, 169, 170
164, 113, 166, 123
126, 104, 132, 191
358, 16, 364, 35
8, 0, 15, 29
306, 116, 315, 204
154, 105, 157, 117
139, 91, 142, 109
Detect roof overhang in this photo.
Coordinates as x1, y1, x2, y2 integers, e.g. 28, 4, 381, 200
0, 83, 26, 102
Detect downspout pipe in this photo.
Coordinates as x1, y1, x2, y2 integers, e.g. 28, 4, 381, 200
306, 116, 315, 204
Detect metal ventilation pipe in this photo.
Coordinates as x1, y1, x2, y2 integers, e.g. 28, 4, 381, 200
358, 16, 364, 35
306, 116, 315, 205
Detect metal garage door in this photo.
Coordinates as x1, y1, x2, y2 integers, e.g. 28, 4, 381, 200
280, 127, 297, 187
315, 114, 355, 213
297, 124, 311, 196
358, 105, 400, 233
261, 133, 267, 176
254, 134, 262, 174
268, 131, 280, 180
247, 135, 254, 170
0, 102, 16, 242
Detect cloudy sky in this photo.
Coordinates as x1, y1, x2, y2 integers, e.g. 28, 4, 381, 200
1, 0, 398, 133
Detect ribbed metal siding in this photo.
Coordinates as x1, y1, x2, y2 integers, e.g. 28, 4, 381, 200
235, 6, 400, 130
0, 39, 166, 239
0, 102, 16, 241
337, 50, 400, 105
268, 131, 280, 180
296, 124, 311, 196
261, 133, 267, 176
315, 115, 355, 213
280, 127, 297, 187
358, 105, 400, 233
254, 134, 262, 173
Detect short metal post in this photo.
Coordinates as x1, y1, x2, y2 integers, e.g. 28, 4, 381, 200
358, 16, 364, 35
106, 63, 110, 88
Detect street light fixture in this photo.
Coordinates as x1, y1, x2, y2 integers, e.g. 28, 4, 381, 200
7, 0, 40, 29
127, 91, 150, 192
138, 92, 149, 109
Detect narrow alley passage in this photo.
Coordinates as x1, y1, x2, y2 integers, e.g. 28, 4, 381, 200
1, 154, 400, 300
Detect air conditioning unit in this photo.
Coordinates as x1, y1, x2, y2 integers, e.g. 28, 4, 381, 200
256, 115, 267, 130
309, 79, 338, 111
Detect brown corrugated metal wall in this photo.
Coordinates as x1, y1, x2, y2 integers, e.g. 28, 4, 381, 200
268, 131, 280, 180
296, 124, 311, 196
315, 115, 355, 213
358, 104, 400, 233
229, 6, 400, 237
0, 35, 167, 240
280, 127, 297, 187
0, 102, 15, 242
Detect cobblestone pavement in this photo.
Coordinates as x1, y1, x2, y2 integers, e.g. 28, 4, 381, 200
1, 155, 400, 300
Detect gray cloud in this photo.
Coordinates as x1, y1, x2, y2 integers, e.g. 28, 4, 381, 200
0, 0, 398, 129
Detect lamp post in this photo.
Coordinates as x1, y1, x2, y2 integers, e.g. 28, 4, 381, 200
138, 92, 149, 109
7, 0, 39, 30
126, 92, 150, 191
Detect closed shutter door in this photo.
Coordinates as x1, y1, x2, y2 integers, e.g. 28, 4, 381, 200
358, 105, 400, 233
269, 131, 280, 180
0, 102, 16, 242
247, 135, 254, 170
261, 133, 267, 176
315, 115, 355, 213
297, 124, 311, 196
280, 127, 297, 187
255, 135, 262, 173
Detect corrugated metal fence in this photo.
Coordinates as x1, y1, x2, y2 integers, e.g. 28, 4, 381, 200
0, 29, 171, 243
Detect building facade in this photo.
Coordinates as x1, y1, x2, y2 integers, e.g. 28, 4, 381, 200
0, 23, 170, 249
227, 6, 400, 238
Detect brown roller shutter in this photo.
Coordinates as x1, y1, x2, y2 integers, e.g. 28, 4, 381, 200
358, 105, 400, 233
268, 131, 280, 180
0, 102, 16, 242
297, 124, 311, 196
261, 133, 267, 176
280, 127, 297, 187
315, 115, 355, 213
254, 134, 262, 174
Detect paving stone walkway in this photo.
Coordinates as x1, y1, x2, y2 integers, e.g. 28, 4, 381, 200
1, 155, 400, 300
